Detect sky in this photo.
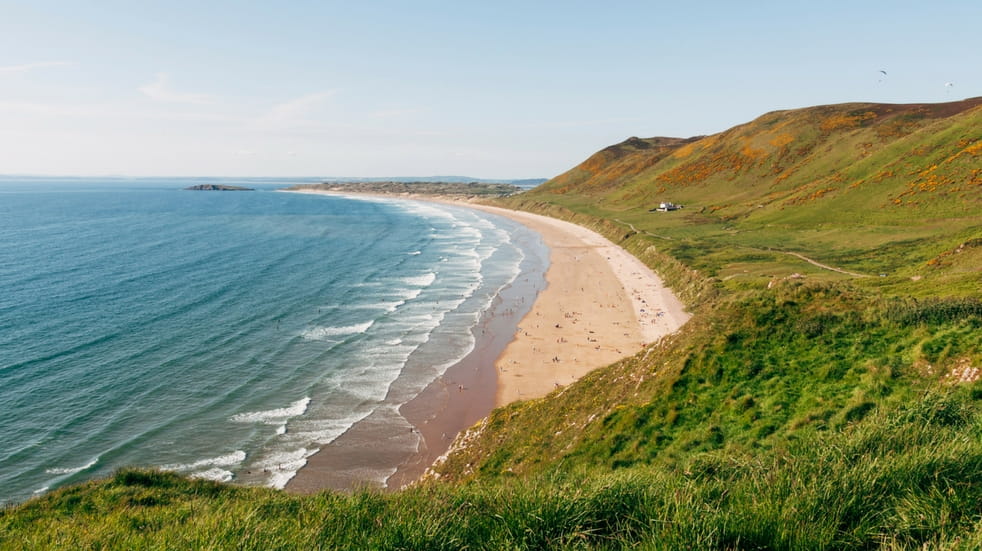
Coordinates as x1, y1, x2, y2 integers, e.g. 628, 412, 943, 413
1, 1, 979, 179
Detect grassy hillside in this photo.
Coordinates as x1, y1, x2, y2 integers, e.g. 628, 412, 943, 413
516, 97, 982, 297
2, 99, 980, 549
5, 389, 982, 549
431, 285, 981, 485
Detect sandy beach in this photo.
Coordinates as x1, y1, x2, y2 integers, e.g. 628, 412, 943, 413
464, 204, 690, 406
283, 190, 689, 492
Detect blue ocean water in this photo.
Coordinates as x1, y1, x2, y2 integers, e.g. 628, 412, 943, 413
0, 178, 545, 504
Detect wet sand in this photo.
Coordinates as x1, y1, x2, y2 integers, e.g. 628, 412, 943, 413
285, 192, 546, 493
283, 190, 689, 492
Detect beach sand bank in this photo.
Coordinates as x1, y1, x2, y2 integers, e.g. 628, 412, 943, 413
464, 204, 690, 406
282, 190, 689, 492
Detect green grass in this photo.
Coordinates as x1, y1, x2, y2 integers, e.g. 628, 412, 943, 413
433, 282, 982, 484
5, 392, 982, 550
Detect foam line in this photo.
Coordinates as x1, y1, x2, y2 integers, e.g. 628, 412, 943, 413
230, 397, 311, 424
44, 456, 99, 475
300, 321, 374, 340
161, 450, 247, 472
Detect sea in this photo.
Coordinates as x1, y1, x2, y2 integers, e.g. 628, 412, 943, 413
0, 177, 547, 505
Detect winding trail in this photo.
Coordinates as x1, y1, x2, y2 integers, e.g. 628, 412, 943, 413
779, 251, 869, 278
613, 219, 869, 278
613, 219, 674, 241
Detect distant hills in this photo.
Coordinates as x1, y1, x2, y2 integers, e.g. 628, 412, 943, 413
317, 176, 547, 189
285, 181, 522, 197
0, 175, 548, 191
184, 184, 254, 191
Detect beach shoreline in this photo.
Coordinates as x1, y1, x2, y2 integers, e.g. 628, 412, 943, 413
282, 190, 689, 492
460, 203, 690, 407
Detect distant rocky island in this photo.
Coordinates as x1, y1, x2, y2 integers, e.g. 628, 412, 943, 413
284, 181, 521, 197
184, 184, 254, 191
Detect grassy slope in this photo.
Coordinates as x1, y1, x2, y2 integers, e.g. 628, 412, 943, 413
523, 97, 982, 296
5, 392, 982, 549
2, 99, 981, 550
432, 285, 982, 478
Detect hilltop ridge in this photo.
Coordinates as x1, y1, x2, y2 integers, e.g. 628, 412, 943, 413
542, 97, 981, 217
514, 97, 982, 296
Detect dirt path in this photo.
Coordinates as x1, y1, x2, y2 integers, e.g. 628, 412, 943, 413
613, 219, 674, 241
611, 219, 869, 278
779, 251, 869, 277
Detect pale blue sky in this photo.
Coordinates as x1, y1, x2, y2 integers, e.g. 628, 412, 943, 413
1, 1, 978, 178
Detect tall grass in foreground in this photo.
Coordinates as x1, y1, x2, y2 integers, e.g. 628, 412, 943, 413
3, 391, 982, 550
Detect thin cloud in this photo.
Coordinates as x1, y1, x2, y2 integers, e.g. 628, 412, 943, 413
511, 116, 643, 130
0, 99, 246, 130
139, 73, 214, 104
369, 108, 424, 119
258, 91, 335, 127
0, 100, 100, 118
0, 61, 71, 75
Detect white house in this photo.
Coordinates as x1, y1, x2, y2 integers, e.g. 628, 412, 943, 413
654, 202, 682, 212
